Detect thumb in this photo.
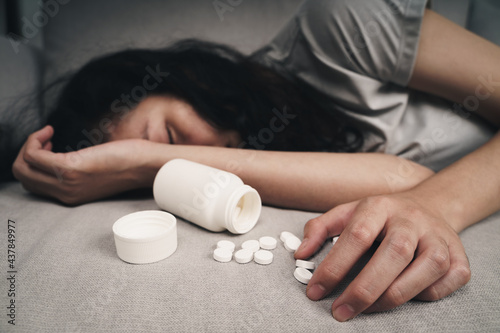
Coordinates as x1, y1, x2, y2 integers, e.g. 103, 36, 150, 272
27, 125, 54, 150
37, 125, 54, 143
295, 201, 359, 260
23, 125, 57, 169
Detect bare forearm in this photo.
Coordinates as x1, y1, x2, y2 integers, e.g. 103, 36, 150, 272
406, 11, 500, 232
406, 132, 500, 232
140, 143, 433, 211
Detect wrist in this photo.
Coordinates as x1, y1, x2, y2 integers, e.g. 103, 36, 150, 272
398, 187, 468, 233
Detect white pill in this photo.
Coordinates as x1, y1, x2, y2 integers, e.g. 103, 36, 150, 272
332, 236, 339, 245
294, 267, 313, 284
280, 231, 296, 243
213, 248, 232, 263
254, 250, 273, 265
284, 235, 302, 252
241, 239, 260, 253
259, 236, 277, 250
296, 259, 315, 270
234, 249, 254, 264
217, 240, 235, 252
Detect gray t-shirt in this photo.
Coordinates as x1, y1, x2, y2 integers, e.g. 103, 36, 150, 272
253, 0, 496, 171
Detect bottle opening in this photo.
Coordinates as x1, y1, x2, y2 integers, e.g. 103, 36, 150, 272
227, 186, 261, 234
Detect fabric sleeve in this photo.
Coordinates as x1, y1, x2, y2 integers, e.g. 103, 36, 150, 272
297, 0, 429, 86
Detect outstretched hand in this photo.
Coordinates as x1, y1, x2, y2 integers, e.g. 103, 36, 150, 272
12, 125, 155, 205
295, 193, 471, 322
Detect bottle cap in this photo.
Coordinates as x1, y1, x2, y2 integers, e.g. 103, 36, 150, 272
112, 210, 177, 264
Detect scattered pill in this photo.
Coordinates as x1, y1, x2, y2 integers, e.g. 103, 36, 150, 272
234, 248, 254, 264
259, 236, 277, 250
294, 267, 313, 284
280, 231, 296, 243
241, 239, 260, 253
284, 235, 302, 252
254, 250, 273, 265
332, 236, 339, 245
217, 240, 236, 252
296, 259, 315, 270
213, 248, 233, 263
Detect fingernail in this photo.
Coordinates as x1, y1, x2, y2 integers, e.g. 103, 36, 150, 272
333, 304, 355, 322
296, 238, 308, 253
306, 283, 326, 300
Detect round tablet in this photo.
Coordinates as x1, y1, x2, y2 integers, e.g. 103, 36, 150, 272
254, 250, 273, 265
284, 235, 302, 252
280, 231, 296, 243
332, 236, 339, 245
217, 240, 236, 252
241, 239, 260, 253
213, 248, 233, 263
259, 236, 277, 250
294, 267, 313, 284
234, 249, 254, 264
296, 259, 315, 270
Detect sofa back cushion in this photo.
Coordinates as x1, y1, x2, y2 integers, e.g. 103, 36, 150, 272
0, 36, 42, 180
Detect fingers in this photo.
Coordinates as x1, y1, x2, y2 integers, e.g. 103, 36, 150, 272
24, 149, 64, 176
12, 126, 52, 181
362, 231, 450, 313
304, 198, 389, 302
415, 239, 471, 301
25, 125, 54, 152
328, 216, 419, 321
18, 164, 62, 195
12, 125, 67, 197
362, 233, 470, 314
43, 140, 53, 151
296, 193, 472, 321
22, 126, 65, 175
295, 201, 358, 260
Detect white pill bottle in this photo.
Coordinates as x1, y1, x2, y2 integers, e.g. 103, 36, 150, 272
153, 159, 262, 234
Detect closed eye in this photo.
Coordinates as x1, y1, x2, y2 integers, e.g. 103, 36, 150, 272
167, 127, 174, 144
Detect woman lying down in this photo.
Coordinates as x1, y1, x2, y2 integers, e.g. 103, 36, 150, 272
12, 0, 500, 322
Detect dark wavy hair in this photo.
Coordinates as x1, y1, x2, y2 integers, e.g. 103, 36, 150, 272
48, 39, 363, 153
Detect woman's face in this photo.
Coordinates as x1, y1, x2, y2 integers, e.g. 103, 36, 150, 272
108, 95, 240, 147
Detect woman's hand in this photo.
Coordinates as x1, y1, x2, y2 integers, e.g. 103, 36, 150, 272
295, 192, 471, 322
12, 125, 157, 205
